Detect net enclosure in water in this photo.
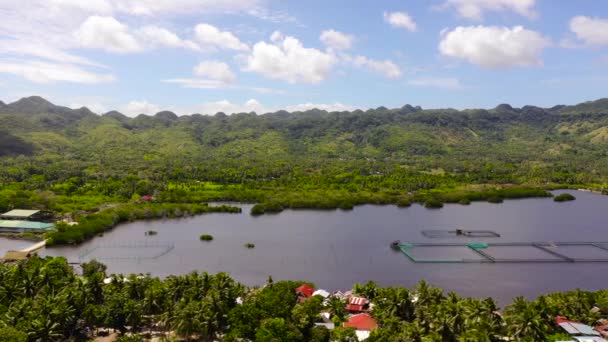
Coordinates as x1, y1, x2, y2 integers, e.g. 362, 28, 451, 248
396, 242, 608, 263
421, 230, 501, 238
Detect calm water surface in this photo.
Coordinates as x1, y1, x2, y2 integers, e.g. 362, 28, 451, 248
41, 190, 608, 305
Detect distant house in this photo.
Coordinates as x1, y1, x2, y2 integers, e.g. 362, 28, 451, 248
344, 313, 378, 341
295, 284, 315, 303
555, 316, 608, 342
346, 296, 370, 313
1, 209, 52, 222
138, 195, 156, 203
0, 220, 55, 233
313, 289, 330, 298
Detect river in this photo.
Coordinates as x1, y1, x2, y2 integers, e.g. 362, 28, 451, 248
26, 190, 608, 305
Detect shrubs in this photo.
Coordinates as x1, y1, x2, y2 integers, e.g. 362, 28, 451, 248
424, 199, 443, 209
46, 203, 241, 245
487, 195, 503, 203
458, 198, 471, 205
251, 204, 266, 216
245, 243, 255, 249
396, 198, 412, 208
200, 234, 214, 241
554, 193, 576, 202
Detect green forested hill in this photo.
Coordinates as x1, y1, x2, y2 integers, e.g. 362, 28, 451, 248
1, 96, 608, 214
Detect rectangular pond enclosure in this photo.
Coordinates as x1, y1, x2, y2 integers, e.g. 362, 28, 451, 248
421, 230, 501, 238
77, 241, 175, 262
397, 242, 608, 263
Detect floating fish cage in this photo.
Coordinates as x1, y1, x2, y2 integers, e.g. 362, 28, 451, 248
421, 230, 501, 238
78, 241, 175, 262
396, 242, 608, 263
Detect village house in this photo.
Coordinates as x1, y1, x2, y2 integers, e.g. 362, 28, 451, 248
555, 316, 608, 342
344, 313, 378, 341
346, 296, 370, 313
295, 284, 315, 303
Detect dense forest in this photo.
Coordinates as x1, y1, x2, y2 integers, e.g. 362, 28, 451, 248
1, 96, 608, 242
0, 256, 604, 341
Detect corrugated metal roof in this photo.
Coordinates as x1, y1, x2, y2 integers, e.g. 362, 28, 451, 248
349, 297, 368, 305
571, 323, 600, 336
559, 322, 601, 337
574, 336, 608, 342
0, 220, 54, 230
1, 209, 40, 217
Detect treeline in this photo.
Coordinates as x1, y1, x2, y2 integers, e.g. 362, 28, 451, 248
0, 257, 605, 341
46, 203, 241, 245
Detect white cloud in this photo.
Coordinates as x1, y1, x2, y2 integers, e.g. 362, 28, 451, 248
163, 78, 230, 89
0, 40, 103, 67
569, 16, 608, 47
440, 0, 536, 20
197, 99, 265, 114
320, 30, 354, 50
122, 100, 160, 116
194, 23, 249, 51
0, 60, 115, 84
136, 26, 199, 50
194, 99, 356, 115
285, 102, 355, 112
352, 56, 402, 78
270, 31, 284, 43
383, 12, 417, 32
49, 0, 114, 14
75, 16, 142, 53
244, 35, 337, 84
111, 0, 263, 17
439, 25, 550, 68
194, 61, 236, 83
408, 77, 463, 89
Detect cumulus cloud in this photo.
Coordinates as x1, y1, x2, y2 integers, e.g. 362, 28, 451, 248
0, 60, 115, 84
439, 25, 550, 68
197, 99, 265, 115
383, 12, 417, 32
194, 23, 249, 51
75, 16, 142, 53
408, 77, 463, 89
351, 56, 402, 78
440, 0, 536, 20
194, 60, 236, 83
136, 26, 199, 50
320, 30, 354, 50
122, 100, 160, 116
244, 35, 337, 84
569, 16, 608, 47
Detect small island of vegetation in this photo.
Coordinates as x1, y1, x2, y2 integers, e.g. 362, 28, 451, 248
554, 193, 576, 202
200, 234, 214, 241
424, 199, 444, 209
245, 242, 255, 249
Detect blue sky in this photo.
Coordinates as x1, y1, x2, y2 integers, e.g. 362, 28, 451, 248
1, 0, 607, 116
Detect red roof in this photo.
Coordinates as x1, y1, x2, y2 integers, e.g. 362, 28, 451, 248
344, 313, 378, 331
346, 304, 364, 312
295, 284, 315, 297
349, 296, 369, 306
140, 195, 155, 201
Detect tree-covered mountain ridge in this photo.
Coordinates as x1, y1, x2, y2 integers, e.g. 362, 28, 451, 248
2, 95, 608, 188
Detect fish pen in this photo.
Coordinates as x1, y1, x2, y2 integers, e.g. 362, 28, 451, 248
395, 242, 608, 263
421, 229, 501, 238
78, 241, 175, 262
